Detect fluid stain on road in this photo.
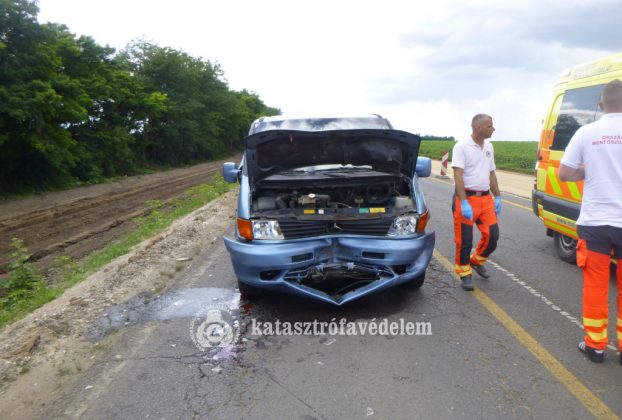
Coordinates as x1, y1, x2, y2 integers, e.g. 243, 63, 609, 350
85, 287, 240, 341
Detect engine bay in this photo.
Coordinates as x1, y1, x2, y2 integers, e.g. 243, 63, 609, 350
251, 175, 413, 218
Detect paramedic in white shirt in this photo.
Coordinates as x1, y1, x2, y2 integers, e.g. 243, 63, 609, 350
559, 79, 622, 365
451, 113, 502, 291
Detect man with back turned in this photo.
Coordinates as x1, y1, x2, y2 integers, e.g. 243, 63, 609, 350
559, 80, 622, 365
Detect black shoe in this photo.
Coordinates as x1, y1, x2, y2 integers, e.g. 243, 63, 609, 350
578, 341, 604, 363
471, 264, 490, 279
460, 275, 474, 291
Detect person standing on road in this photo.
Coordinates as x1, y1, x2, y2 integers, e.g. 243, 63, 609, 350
559, 79, 622, 366
452, 114, 502, 291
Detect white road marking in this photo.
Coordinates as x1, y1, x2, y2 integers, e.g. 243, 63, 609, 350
486, 259, 618, 352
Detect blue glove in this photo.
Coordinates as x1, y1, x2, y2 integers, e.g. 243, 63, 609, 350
494, 195, 502, 214
460, 199, 473, 221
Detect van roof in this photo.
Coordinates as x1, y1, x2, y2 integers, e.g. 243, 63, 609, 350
556, 52, 622, 86
249, 114, 393, 134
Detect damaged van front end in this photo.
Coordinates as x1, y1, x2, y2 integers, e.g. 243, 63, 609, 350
223, 116, 435, 305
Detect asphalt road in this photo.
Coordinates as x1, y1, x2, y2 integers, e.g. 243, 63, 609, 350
46, 173, 621, 419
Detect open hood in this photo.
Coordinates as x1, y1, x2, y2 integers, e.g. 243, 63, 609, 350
244, 129, 421, 187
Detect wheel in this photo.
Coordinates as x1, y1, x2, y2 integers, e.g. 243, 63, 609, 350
403, 273, 425, 289
237, 279, 262, 296
553, 232, 577, 264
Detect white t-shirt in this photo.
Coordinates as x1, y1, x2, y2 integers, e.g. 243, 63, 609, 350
451, 138, 496, 191
561, 113, 622, 228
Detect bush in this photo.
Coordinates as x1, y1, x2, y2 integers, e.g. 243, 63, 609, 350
1, 238, 45, 307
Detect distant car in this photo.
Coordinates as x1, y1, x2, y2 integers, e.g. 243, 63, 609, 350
222, 115, 435, 305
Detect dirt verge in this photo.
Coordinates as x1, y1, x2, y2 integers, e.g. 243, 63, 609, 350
0, 156, 240, 276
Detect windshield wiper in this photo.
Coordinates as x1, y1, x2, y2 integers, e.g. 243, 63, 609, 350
278, 169, 307, 175
311, 167, 372, 174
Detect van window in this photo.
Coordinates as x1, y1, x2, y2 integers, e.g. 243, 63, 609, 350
552, 85, 603, 151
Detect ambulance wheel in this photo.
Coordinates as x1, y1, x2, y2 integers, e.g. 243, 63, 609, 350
237, 279, 262, 297
554, 232, 577, 264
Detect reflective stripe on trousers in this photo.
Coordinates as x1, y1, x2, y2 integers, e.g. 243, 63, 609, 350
576, 225, 622, 351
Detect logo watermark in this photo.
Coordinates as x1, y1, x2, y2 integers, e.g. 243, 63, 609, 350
189, 303, 240, 351
250, 318, 432, 337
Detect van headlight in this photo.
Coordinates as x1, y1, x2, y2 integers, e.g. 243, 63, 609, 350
388, 214, 418, 236
252, 220, 284, 240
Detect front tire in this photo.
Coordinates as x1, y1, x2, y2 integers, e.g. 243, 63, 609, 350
404, 273, 425, 289
554, 232, 577, 264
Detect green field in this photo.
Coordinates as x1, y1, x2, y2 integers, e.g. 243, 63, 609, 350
419, 140, 538, 174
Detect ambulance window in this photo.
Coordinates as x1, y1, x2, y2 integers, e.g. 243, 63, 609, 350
552, 85, 603, 151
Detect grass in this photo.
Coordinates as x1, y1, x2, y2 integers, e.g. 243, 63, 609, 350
419, 140, 538, 174
0, 175, 233, 328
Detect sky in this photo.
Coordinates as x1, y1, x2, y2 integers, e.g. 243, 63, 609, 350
36, 0, 622, 141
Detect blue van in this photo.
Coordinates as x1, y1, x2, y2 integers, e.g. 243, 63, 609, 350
222, 115, 435, 305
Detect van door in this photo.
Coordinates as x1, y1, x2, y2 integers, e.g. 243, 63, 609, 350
535, 93, 563, 196
537, 84, 603, 262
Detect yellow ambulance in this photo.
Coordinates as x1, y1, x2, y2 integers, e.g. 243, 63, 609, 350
532, 53, 622, 262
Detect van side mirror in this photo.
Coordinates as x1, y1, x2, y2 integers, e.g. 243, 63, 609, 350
415, 157, 431, 178
222, 162, 240, 183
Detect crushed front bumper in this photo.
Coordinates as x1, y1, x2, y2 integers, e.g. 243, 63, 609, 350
223, 232, 435, 305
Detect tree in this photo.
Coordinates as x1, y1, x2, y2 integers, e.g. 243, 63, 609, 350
0, 0, 84, 190
0, 4, 279, 193
119, 41, 280, 165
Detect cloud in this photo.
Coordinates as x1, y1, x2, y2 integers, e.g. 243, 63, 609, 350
524, 2, 622, 50
36, 0, 622, 140
354, 0, 622, 139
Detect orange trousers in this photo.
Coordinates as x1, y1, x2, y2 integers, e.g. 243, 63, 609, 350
453, 194, 499, 277
576, 225, 622, 351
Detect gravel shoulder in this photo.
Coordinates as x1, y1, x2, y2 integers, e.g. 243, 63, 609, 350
0, 184, 239, 418
430, 159, 533, 198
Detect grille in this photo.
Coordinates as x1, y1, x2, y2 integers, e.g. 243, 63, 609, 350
278, 218, 393, 239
